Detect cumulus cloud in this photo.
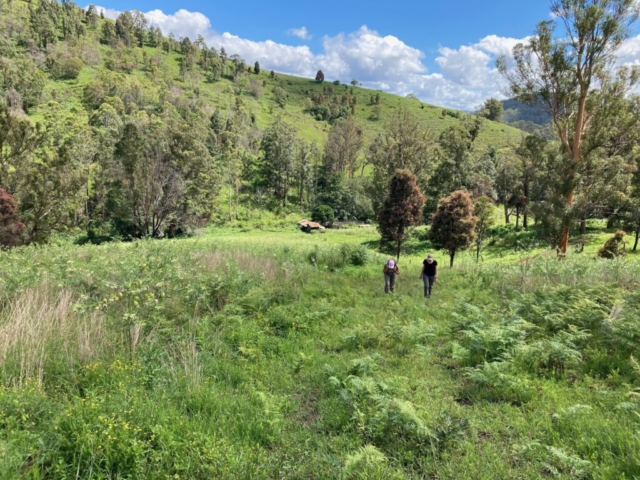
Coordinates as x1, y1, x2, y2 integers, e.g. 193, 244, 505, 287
215, 32, 318, 76
145, 9, 213, 39
320, 26, 427, 82
288, 27, 311, 40
616, 34, 640, 66
86, 5, 640, 110
436, 45, 492, 88
94, 5, 120, 20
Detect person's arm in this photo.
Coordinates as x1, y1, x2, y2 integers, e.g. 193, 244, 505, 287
434, 264, 438, 282
419, 263, 424, 279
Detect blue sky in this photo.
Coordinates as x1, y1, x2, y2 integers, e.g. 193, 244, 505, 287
92, 0, 640, 110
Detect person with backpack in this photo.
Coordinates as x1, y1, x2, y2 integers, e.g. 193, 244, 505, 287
383, 259, 400, 294
420, 254, 438, 297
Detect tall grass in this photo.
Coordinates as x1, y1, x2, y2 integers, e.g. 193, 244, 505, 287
193, 249, 285, 280
458, 251, 640, 293
0, 286, 107, 386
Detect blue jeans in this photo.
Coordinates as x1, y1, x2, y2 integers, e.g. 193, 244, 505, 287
423, 275, 435, 297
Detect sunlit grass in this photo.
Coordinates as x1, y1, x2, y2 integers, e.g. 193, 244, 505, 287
1, 226, 639, 478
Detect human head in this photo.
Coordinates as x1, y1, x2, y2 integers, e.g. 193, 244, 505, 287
426, 254, 434, 263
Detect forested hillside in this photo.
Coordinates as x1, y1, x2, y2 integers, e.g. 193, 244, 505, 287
501, 98, 553, 137
1, 0, 640, 255
0, 0, 523, 244
4, 1, 640, 478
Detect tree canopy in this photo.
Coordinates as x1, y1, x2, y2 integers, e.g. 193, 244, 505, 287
429, 190, 477, 267
377, 170, 425, 260
498, 0, 640, 254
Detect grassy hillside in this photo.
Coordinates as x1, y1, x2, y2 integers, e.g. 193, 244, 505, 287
2, 0, 523, 149
3, 4, 640, 478
1, 224, 639, 478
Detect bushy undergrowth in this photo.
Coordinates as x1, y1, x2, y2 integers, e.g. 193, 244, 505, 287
441, 265, 640, 478
307, 243, 374, 270
0, 240, 305, 477
1, 230, 639, 478
326, 355, 468, 467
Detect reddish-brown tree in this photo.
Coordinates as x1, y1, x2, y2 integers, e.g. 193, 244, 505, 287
377, 170, 425, 260
315, 70, 325, 83
0, 188, 25, 248
429, 190, 477, 267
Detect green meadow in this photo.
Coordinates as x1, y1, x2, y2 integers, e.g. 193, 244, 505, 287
1, 224, 639, 479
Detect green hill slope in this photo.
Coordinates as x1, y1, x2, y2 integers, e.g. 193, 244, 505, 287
0, 0, 527, 243
1, 0, 522, 149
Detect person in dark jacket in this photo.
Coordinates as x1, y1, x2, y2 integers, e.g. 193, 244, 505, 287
420, 254, 438, 297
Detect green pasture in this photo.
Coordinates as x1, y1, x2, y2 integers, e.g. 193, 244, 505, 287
1, 226, 639, 479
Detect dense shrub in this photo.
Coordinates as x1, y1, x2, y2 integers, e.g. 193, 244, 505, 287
50, 56, 84, 80
598, 230, 627, 259
306, 244, 371, 269
488, 223, 540, 250
273, 86, 287, 107
311, 204, 335, 224
306, 102, 350, 122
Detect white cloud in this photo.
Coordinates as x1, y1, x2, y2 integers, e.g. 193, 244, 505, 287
436, 45, 492, 87
145, 9, 212, 39
215, 32, 318, 76
86, 5, 640, 110
320, 26, 427, 82
94, 5, 120, 20
288, 27, 311, 40
475, 34, 527, 57
616, 34, 640, 66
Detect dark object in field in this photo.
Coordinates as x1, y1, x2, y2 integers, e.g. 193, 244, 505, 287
298, 220, 324, 233
597, 230, 627, 259
324, 221, 372, 229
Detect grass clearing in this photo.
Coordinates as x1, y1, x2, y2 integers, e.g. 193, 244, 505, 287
1, 227, 639, 478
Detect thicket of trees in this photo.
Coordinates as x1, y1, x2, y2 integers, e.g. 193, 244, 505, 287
498, 0, 640, 254
1, 0, 640, 258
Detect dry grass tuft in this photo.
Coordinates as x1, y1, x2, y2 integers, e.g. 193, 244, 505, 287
193, 250, 283, 281
0, 286, 107, 386
164, 338, 202, 388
